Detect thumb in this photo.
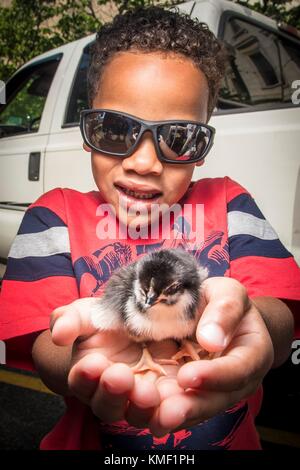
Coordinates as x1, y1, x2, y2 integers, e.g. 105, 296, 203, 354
50, 298, 99, 346
196, 277, 250, 352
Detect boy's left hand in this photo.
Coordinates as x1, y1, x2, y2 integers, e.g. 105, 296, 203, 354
146, 277, 274, 436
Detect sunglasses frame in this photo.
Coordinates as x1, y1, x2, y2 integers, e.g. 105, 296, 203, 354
80, 108, 216, 165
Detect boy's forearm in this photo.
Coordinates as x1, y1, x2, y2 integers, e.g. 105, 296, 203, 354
32, 329, 72, 395
251, 296, 294, 369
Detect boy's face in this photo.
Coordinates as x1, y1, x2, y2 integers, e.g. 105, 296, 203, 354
85, 51, 209, 227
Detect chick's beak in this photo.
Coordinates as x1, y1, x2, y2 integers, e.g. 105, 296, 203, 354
145, 293, 158, 308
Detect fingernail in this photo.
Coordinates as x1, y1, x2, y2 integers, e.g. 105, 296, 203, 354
199, 323, 226, 348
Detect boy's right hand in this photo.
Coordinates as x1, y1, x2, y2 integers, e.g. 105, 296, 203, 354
50, 298, 182, 429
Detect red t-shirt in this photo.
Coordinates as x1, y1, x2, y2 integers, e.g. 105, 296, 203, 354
1, 176, 300, 450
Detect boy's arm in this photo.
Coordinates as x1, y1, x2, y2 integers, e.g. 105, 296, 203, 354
0, 188, 80, 371
251, 296, 294, 368
32, 330, 72, 396
225, 176, 300, 352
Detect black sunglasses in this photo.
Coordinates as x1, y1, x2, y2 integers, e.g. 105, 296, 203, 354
80, 109, 215, 164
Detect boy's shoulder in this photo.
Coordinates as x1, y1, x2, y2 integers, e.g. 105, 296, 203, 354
30, 187, 102, 208
191, 176, 250, 204
28, 187, 103, 222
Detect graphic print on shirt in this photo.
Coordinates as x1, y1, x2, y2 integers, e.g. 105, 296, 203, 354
98, 402, 249, 450
74, 215, 230, 297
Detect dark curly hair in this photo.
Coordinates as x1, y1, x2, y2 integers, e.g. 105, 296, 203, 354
88, 5, 227, 119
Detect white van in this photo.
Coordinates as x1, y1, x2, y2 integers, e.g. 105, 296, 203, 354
0, 0, 300, 264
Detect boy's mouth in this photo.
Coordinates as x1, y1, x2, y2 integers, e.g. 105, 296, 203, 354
114, 183, 162, 201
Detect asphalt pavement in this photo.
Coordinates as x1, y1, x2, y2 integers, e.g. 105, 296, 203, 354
0, 371, 65, 450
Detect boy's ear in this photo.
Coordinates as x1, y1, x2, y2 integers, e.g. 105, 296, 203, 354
196, 159, 205, 167
83, 143, 92, 152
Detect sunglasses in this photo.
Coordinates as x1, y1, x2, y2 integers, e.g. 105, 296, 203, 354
80, 109, 215, 164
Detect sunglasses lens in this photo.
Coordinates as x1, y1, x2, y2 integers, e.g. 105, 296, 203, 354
157, 124, 211, 162
84, 111, 141, 155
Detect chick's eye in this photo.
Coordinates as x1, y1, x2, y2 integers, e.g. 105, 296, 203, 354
164, 284, 181, 296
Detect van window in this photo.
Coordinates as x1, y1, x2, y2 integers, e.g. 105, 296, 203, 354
0, 55, 61, 138
277, 36, 300, 103
218, 17, 300, 110
64, 44, 90, 126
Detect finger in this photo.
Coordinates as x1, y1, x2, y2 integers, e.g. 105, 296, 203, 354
179, 311, 273, 392
197, 277, 250, 351
51, 298, 98, 346
130, 374, 161, 409
156, 376, 184, 401
126, 373, 181, 429
90, 363, 134, 423
157, 381, 259, 431
147, 377, 185, 437
149, 409, 172, 438
177, 355, 260, 393
68, 352, 110, 404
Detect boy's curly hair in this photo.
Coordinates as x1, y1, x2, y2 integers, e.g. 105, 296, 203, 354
88, 5, 227, 119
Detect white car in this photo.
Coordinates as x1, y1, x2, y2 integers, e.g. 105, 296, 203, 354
0, 0, 300, 264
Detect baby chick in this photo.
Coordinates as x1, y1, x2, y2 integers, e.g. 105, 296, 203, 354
90, 248, 209, 375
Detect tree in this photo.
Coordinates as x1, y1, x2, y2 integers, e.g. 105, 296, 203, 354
234, 1, 300, 30
0, 0, 163, 82
0, 0, 101, 81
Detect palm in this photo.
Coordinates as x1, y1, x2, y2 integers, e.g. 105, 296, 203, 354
72, 328, 183, 380
67, 325, 186, 429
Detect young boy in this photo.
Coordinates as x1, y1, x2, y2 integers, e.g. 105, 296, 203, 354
1, 6, 300, 450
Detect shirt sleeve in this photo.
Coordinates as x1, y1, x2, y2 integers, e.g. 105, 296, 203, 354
225, 177, 300, 335
0, 188, 79, 369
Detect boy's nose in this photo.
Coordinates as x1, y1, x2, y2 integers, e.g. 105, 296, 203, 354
121, 131, 163, 175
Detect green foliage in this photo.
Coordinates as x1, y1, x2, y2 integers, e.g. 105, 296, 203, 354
0, 0, 103, 82
55, 0, 102, 41
234, 1, 300, 30
0, 0, 177, 83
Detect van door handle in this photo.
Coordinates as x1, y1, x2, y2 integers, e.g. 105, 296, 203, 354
28, 152, 41, 181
